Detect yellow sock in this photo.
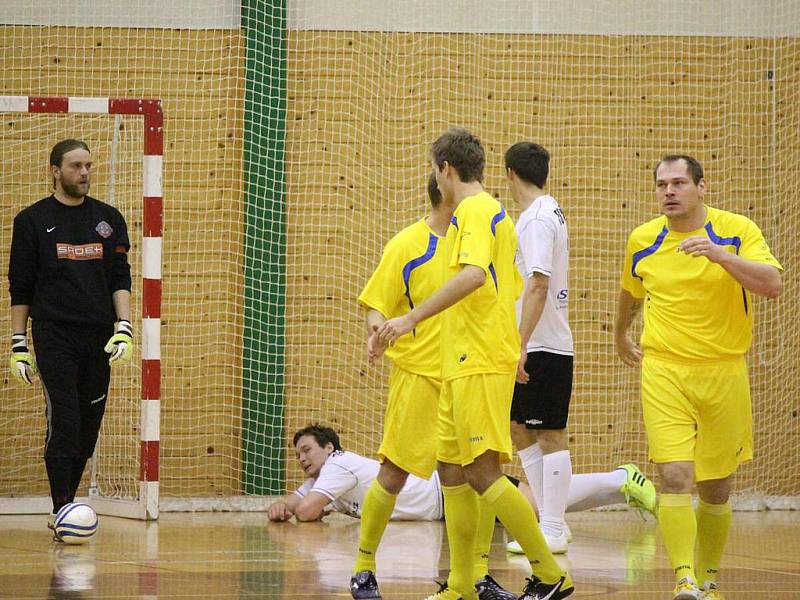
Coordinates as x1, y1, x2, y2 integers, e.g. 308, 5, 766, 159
353, 480, 397, 574
658, 493, 697, 581
442, 483, 479, 598
473, 495, 495, 582
695, 498, 731, 585
482, 476, 564, 585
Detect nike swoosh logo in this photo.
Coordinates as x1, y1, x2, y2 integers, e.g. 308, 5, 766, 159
46, 227, 56, 232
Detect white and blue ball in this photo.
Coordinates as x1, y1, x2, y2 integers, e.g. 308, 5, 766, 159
54, 503, 98, 544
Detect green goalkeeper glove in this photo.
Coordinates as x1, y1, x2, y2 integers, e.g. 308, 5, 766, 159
9, 333, 37, 385
104, 319, 133, 365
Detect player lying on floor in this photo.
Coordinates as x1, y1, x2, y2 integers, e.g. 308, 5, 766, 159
268, 424, 656, 535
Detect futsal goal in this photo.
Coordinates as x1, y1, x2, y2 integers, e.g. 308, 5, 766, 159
0, 96, 162, 520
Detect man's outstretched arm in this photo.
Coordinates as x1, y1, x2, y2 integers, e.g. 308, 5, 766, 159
377, 265, 485, 344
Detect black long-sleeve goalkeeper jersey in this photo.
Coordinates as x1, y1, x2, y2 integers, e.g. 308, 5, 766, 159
8, 195, 132, 327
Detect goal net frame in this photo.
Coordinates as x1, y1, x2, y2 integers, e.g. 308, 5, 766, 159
0, 95, 162, 520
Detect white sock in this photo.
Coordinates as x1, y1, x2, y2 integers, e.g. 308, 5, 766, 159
540, 450, 572, 535
517, 442, 543, 511
566, 469, 627, 512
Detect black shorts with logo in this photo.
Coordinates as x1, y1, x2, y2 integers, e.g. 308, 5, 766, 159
511, 351, 573, 429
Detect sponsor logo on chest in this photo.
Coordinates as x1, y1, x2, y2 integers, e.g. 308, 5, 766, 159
57, 243, 104, 261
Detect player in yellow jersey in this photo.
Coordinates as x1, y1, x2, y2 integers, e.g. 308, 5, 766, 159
349, 173, 449, 599
351, 174, 516, 600
615, 155, 783, 600
379, 128, 573, 600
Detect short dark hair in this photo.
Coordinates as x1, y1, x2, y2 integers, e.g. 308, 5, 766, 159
430, 127, 485, 183
653, 154, 704, 185
504, 142, 550, 188
50, 139, 90, 167
292, 423, 342, 451
427, 172, 442, 207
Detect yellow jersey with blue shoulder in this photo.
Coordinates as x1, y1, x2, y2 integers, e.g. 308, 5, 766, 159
621, 206, 782, 362
440, 191, 522, 379
359, 217, 445, 378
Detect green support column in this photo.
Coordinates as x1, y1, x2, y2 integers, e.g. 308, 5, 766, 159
241, 0, 287, 494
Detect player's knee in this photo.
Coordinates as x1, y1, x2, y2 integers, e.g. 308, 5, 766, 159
537, 429, 568, 453
697, 477, 732, 503
657, 462, 694, 493
377, 462, 409, 494
510, 422, 536, 449
45, 429, 81, 456
463, 460, 503, 495
437, 461, 466, 487
462, 469, 488, 494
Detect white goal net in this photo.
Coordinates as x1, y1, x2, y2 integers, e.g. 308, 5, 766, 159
0, 1, 797, 512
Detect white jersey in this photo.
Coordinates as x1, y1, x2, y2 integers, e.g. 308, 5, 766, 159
294, 451, 443, 521
515, 194, 574, 355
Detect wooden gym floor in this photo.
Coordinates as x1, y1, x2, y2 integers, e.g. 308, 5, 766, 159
0, 510, 798, 599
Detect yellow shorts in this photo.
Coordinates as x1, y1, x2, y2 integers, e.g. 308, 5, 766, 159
641, 355, 753, 481
437, 372, 515, 466
377, 364, 441, 479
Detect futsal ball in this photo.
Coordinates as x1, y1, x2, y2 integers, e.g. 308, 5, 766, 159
54, 503, 98, 544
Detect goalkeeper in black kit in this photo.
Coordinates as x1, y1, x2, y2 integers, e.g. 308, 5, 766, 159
8, 139, 133, 534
